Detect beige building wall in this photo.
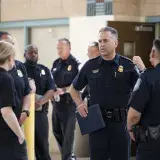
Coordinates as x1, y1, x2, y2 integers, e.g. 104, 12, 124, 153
113, 0, 160, 17
1, 0, 86, 22
140, 0, 160, 16
0, 28, 24, 61
113, 0, 140, 16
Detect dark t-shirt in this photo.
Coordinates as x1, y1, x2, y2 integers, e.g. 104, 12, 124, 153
0, 67, 18, 144
9, 60, 31, 116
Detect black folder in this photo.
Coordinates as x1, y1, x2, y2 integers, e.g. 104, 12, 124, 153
76, 104, 105, 135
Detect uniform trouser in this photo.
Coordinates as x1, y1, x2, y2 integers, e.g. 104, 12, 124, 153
52, 101, 76, 160
0, 140, 28, 160
35, 111, 51, 160
89, 120, 130, 160
136, 139, 160, 160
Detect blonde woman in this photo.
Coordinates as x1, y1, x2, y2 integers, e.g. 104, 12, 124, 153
0, 41, 27, 160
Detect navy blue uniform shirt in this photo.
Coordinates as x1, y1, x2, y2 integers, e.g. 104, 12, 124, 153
51, 54, 80, 88
9, 60, 31, 118
24, 63, 56, 95
73, 54, 139, 109
129, 64, 160, 126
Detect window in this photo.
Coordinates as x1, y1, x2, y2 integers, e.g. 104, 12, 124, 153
124, 42, 135, 59
87, 0, 113, 16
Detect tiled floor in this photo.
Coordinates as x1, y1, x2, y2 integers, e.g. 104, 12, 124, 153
51, 154, 136, 160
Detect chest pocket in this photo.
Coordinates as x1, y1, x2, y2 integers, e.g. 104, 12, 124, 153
114, 70, 132, 93
88, 74, 101, 91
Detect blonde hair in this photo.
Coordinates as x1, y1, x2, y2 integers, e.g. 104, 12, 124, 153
0, 40, 15, 65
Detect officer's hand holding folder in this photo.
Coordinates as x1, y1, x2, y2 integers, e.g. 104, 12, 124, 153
76, 104, 105, 135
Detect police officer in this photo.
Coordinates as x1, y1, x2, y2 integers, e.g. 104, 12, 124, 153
70, 27, 139, 160
24, 44, 55, 160
0, 31, 31, 126
51, 38, 80, 160
127, 38, 160, 160
0, 41, 27, 160
82, 42, 100, 104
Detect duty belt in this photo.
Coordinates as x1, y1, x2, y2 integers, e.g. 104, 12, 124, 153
133, 124, 160, 143
101, 108, 127, 122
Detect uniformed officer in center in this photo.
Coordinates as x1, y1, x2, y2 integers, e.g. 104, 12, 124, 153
24, 44, 55, 160
51, 38, 80, 160
127, 38, 160, 160
70, 27, 139, 160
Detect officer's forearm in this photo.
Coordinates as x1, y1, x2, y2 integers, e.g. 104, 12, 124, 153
1, 107, 24, 138
39, 90, 53, 105
127, 107, 141, 130
69, 84, 83, 107
22, 94, 31, 111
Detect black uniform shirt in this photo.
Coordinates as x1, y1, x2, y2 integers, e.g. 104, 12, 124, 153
9, 60, 31, 107
8, 60, 31, 119
73, 54, 139, 109
0, 68, 18, 143
129, 64, 160, 126
24, 63, 56, 101
51, 54, 80, 88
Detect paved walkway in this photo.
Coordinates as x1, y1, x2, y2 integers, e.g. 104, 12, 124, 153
51, 154, 136, 160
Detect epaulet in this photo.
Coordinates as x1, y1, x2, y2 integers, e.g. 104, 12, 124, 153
145, 67, 154, 72
140, 68, 154, 76
120, 55, 133, 63
15, 60, 23, 66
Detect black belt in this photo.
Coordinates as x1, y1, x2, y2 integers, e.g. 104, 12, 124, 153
58, 93, 73, 104
133, 124, 160, 143
101, 108, 127, 122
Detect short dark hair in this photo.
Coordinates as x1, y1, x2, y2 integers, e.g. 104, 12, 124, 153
24, 44, 38, 53
89, 42, 99, 50
99, 27, 118, 39
153, 38, 160, 53
58, 38, 71, 47
0, 31, 10, 39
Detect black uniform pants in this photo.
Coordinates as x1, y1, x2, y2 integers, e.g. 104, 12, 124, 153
35, 111, 51, 160
52, 101, 76, 160
89, 120, 130, 160
0, 140, 28, 160
136, 139, 160, 160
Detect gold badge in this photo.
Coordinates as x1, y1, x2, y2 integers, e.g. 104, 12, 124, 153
17, 70, 23, 77
41, 69, 45, 75
118, 65, 123, 72
67, 65, 72, 71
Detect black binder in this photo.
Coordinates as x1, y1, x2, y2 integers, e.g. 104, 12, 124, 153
76, 104, 105, 135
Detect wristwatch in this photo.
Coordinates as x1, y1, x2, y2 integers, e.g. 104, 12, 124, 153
21, 110, 30, 117
125, 126, 133, 132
